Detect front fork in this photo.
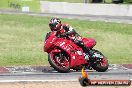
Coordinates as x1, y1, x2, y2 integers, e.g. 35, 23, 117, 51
89, 49, 104, 66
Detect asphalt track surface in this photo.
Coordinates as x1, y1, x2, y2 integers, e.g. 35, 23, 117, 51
0, 10, 132, 24
0, 64, 131, 82
0, 10, 132, 82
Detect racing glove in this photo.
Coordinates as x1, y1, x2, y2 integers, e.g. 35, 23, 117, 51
61, 33, 67, 37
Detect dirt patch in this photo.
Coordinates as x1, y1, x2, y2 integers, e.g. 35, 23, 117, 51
0, 82, 131, 88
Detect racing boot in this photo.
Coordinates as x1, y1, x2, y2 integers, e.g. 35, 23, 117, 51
76, 40, 94, 59
82, 46, 94, 59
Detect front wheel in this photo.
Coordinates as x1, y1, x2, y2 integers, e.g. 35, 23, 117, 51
48, 52, 70, 73
91, 50, 109, 72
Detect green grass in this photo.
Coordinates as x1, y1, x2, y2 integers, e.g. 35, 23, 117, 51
45, 0, 83, 3
0, 0, 9, 9
45, 0, 112, 3
105, 0, 112, 3
0, 14, 132, 66
0, 0, 40, 12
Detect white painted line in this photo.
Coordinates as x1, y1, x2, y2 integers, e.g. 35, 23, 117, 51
0, 79, 78, 83
0, 79, 131, 83
0, 79, 132, 83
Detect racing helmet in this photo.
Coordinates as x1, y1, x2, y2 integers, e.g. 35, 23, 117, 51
49, 18, 62, 31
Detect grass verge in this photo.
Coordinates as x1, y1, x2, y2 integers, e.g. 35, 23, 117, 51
0, 0, 40, 12
45, 0, 112, 3
0, 14, 132, 66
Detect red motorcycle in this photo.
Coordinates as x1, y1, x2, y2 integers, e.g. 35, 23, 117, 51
44, 31, 108, 73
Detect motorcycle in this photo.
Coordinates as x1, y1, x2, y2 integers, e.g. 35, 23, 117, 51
44, 31, 108, 73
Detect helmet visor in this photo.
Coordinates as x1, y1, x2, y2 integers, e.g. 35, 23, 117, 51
49, 23, 57, 29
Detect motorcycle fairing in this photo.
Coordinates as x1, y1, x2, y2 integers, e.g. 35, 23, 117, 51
44, 32, 57, 52
82, 38, 96, 48
54, 39, 87, 67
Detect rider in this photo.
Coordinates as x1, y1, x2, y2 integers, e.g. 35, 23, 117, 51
49, 18, 93, 58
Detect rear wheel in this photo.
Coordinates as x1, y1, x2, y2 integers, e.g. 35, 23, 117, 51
91, 50, 109, 72
48, 52, 70, 73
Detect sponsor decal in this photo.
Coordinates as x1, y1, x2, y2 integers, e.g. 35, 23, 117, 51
60, 42, 65, 46
79, 68, 131, 87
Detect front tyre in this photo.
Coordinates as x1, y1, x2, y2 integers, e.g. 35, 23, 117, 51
91, 50, 109, 72
48, 52, 70, 73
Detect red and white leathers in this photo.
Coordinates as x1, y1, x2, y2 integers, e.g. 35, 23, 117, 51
56, 23, 82, 42
48, 18, 92, 56
56, 23, 92, 54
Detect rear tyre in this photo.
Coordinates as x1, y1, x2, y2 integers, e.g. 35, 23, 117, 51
91, 50, 109, 72
48, 52, 70, 73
